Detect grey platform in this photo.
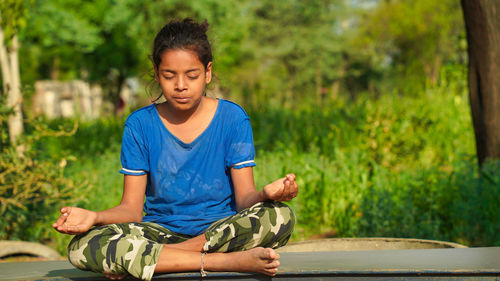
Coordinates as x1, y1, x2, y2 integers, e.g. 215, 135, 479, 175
0, 247, 499, 280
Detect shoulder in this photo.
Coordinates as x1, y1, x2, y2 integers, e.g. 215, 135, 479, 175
124, 104, 157, 127
218, 99, 250, 121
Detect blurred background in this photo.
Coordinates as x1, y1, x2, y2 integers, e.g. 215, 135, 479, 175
1, 0, 499, 256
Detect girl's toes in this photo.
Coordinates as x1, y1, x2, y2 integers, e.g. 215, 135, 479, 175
266, 267, 278, 275
260, 248, 273, 259
264, 248, 279, 260
265, 260, 280, 268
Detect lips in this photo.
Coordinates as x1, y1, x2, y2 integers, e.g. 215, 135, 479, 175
173, 96, 190, 103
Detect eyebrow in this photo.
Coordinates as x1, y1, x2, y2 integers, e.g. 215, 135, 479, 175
160, 68, 201, 73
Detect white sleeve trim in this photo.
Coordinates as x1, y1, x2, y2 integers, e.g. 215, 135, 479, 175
231, 160, 255, 167
121, 168, 146, 174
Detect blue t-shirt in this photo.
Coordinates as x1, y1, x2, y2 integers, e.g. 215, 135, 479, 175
119, 99, 256, 236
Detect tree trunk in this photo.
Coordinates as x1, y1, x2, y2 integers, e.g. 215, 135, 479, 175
429, 54, 442, 86
0, 38, 11, 95
0, 20, 24, 144
461, 0, 500, 165
50, 56, 60, 80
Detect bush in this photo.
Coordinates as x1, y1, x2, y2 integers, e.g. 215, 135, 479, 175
0, 111, 87, 253
249, 81, 499, 246
254, 149, 500, 246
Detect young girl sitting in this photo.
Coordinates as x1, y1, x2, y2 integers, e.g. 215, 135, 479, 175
53, 18, 298, 281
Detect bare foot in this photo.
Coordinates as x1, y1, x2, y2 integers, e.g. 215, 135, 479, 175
206, 247, 281, 276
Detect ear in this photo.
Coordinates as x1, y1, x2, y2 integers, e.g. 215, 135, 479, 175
205, 62, 212, 84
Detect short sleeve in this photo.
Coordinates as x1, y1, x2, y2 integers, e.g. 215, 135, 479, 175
226, 118, 256, 169
120, 123, 149, 175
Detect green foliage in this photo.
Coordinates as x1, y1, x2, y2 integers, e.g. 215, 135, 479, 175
213, 0, 345, 106
250, 66, 473, 170
253, 148, 499, 246
250, 72, 498, 246
358, 158, 500, 246
15, 0, 468, 106
20, 0, 105, 82
0, 0, 32, 46
356, 0, 466, 90
449, 160, 500, 245
27, 116, 125, 160
3, 72, 500, 255
4, 0, 499, 252
0, 104, 87, 252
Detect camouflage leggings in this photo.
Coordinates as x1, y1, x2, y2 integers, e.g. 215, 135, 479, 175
67, 201, 295, 280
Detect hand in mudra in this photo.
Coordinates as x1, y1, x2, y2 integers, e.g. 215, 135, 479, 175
52, 206, 97, 235
263, 174, 298, 202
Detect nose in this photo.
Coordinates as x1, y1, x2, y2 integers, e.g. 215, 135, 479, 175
175, 76, 187, 91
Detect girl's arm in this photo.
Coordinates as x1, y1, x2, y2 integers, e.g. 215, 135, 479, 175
231, 167, 298, 211
53, 174, 146, 235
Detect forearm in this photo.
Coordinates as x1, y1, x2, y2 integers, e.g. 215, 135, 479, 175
231, 167, 272, 211
54, 175, 146, 234
94, 174, 146, 225
95, 203, 143, 225
236, 189, 268, 211
235, 174, 299, 211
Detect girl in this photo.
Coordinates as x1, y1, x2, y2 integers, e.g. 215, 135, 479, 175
53, 18, 298, 281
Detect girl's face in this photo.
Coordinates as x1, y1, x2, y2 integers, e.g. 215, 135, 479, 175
155, 49, 212, 111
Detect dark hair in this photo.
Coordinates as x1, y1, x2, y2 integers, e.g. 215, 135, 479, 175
152, 18, 213, 70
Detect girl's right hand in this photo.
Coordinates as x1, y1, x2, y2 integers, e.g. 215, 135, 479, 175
52, 207, 97, 235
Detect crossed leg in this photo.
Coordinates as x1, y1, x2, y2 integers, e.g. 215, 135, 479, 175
157, 201, 293, 276
106, 234, 280, 280
155, 236, 281, 275
69, 201, 294, 280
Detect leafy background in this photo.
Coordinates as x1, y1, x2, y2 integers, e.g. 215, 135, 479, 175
1, 0, 499, 255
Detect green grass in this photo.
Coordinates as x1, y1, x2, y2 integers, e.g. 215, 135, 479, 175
3, 76, 499, 254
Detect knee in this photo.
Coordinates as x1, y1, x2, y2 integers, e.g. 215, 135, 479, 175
255, 201, 295, 237
204, 201, 296, 252
258, 200, 295, 221
271, 201, 295, 233
66, 225, 116, 271
256, 201, 295, 248
67, 233, 92, 270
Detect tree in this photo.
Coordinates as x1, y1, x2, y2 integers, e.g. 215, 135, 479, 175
0, 0, 30, 143
207, 0, 345, 107
22, 0, 196, 113
358, 0, 464, 89
21, 0, 102, 81
461, 0, 500, 165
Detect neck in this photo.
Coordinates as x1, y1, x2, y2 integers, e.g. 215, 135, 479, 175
161, 97, 205, 125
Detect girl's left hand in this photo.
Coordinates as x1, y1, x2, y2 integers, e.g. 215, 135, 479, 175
263, 174, 298, 202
